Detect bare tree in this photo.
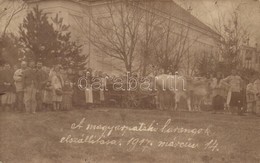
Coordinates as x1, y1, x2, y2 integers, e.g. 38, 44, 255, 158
74, 0, 203, 75
152, 16, 199, 74
77, 0, 144, 74
209, 3, 251, 74
138, 1, 164, 76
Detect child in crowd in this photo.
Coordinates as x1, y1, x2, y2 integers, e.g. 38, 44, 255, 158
42, 80, 53, 111
62, 80, 73, 111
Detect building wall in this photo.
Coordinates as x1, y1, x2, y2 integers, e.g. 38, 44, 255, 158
24, 0, 220, 75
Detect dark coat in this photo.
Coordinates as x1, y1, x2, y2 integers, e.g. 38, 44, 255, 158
35, 69, 48, 90
23, 68, 37, 88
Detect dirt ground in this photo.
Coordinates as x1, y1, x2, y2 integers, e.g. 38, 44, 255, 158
0, 108, 260, 163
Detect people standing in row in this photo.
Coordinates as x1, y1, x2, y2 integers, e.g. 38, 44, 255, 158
1, 61, 107, 112
3, 61, 258, 116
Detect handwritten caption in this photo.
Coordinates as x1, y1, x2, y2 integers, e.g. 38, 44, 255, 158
59, 118, 220, 152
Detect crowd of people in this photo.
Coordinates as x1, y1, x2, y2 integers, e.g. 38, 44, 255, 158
0, 60, 260, 116
0, 61, 106, 113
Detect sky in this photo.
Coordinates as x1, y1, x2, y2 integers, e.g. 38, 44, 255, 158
174, 0, 260, 46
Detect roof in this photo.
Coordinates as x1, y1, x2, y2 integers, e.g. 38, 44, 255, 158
23, 0, 219, 36
144, 0, 219, 37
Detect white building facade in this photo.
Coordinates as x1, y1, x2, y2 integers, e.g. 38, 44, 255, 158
20, 0, 221, 75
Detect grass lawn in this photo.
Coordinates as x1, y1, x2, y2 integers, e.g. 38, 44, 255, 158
0, 108, 260, 163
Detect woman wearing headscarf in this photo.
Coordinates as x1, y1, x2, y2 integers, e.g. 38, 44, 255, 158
50, 65, 64, 111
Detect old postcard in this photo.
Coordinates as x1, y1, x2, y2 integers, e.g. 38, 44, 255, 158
0, 0, 260, 163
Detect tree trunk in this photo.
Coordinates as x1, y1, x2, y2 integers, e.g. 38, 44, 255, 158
125, 63, 132, 76
142, 59, 148, 76
141, 51, 149, 76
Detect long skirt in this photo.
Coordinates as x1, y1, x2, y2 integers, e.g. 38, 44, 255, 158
227, 92, 243, 107
52, 89, 62, 102
100, 90, 105, 101
72, 87, 86, 106
43, 90, 53, 104
62, 93, 72, 110
24, 85, 37, 113
85, 88, 93, 104
1, 92, 16, 105
212, 95, 225, 111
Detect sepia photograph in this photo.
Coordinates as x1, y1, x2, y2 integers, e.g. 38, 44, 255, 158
0, 0, 260, 162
